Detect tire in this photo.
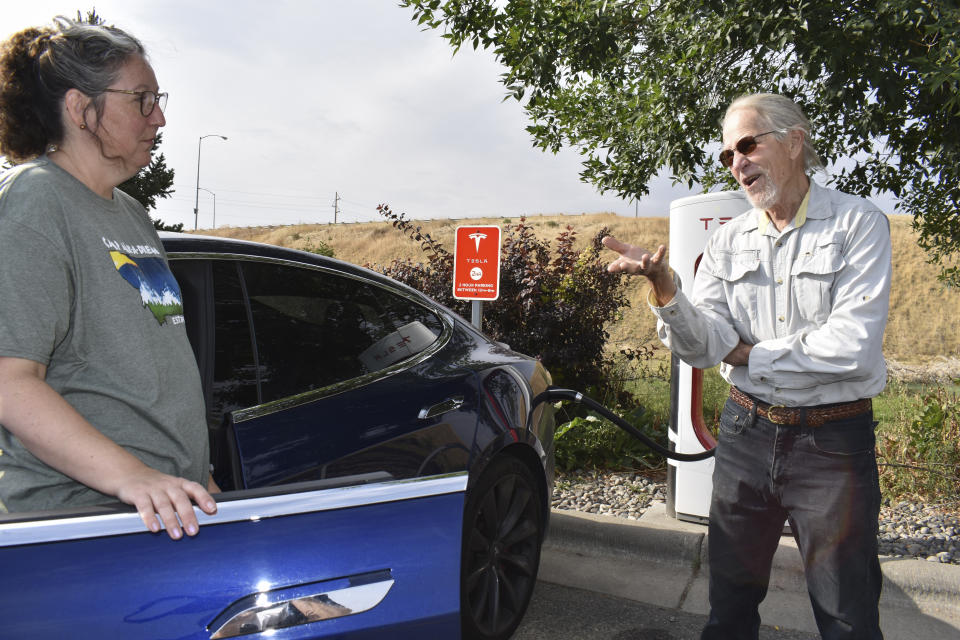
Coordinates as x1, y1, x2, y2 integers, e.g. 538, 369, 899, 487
461, 455, 544, 640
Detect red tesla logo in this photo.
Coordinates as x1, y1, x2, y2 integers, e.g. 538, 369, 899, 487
698, 217, 732, 230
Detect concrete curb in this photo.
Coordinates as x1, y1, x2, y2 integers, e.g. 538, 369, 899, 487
544, 508, 705, 569
540, 505, 960, 637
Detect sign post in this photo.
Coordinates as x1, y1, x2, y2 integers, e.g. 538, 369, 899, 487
453, 225, 501, 330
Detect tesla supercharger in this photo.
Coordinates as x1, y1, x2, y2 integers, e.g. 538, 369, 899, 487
666, 191, 749, 523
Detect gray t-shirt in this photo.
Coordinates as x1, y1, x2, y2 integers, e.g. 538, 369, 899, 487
0, 157, 208, 512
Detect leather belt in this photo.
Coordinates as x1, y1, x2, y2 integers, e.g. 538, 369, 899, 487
729, 387, 872, 427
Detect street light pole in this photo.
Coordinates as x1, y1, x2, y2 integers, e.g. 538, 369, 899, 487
198, 187, 216, 229
194, 134, 227, 230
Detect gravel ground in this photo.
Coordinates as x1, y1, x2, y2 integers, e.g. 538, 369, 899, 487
552, 469, 960, 566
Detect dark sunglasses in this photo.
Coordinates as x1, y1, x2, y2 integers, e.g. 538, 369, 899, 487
719, 130, 780, 168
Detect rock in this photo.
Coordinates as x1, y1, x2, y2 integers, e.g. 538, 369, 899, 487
552, 469, 959, 566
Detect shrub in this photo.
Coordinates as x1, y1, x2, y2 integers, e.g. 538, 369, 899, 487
369, 204, 629, 392
877, 382, 960, 502
305, 241, 335, 258
554, 406, 666, 471
552, 353, 670, 471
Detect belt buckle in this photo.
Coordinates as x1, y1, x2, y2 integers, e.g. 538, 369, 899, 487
766, 404, 790, 425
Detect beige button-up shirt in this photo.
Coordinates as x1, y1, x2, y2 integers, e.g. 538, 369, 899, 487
651, 181, 892, 407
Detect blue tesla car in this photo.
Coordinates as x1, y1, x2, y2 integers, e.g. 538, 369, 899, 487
0, 232, 555, 640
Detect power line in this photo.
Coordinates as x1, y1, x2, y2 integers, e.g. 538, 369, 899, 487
168, 184, 380, 213
175, 185, 332, 202
157, 188, 391, 226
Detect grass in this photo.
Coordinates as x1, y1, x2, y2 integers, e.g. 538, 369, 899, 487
873, 380, 960, 505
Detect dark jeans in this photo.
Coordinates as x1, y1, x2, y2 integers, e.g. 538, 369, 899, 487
701, 397, 883, 640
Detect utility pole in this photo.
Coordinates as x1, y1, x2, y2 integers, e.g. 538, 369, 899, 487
332, 191, 341, 224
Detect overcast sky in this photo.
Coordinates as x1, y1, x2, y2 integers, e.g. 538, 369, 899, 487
5, 1, 896, 229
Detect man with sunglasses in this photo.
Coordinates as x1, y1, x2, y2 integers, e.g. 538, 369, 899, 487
604, 93, 891, 640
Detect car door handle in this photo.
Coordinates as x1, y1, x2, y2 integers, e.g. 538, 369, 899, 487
418, 396, 464, 420
209, 570, 394, 639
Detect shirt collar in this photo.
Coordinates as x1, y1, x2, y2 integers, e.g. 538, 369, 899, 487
756, 183, 812, 234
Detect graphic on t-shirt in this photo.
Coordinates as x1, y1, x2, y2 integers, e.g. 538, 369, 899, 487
110, 251, 185, 325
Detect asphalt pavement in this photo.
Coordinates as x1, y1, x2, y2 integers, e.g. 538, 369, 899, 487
514, 581, 819, 640
527, 505, 960, 639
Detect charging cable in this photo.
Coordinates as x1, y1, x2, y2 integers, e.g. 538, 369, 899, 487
530, 387, 716, 462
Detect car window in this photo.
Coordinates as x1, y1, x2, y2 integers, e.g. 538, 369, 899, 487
211, 261, 260, 415
236, 260, 443, 404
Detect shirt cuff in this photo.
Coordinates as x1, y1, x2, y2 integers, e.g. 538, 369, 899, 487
748, 340, 780, 385
647, 288, 682, 314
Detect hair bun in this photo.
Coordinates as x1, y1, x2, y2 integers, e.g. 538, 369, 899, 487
27, 28, 56, 57
0, 26, 58, 162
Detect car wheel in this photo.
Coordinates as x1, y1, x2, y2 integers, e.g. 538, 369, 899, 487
461, 455, 543, 640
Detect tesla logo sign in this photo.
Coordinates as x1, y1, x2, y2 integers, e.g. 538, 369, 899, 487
699, 216, 732, 230
453, 225, 501, 300
469, 232, 486, 251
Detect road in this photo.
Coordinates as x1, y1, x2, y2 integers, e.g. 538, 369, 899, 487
513, 581, 819, 640
522, 508, 960, 639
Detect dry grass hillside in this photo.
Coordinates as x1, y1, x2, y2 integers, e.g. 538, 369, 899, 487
197, 213, 959, 366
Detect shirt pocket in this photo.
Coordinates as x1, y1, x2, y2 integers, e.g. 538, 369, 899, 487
710, 249, 762, 319
711, 249, 761, 281
791, 235, 845, 324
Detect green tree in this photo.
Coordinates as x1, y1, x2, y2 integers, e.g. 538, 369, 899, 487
79, 9, 181, 231
402, 0, 960, 285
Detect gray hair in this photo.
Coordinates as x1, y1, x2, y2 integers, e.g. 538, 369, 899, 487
39, 17, 146, 123
724, 93, 825, 173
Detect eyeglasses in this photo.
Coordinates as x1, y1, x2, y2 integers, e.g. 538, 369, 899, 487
103, 89, 168, 117
718, 130, 781, 168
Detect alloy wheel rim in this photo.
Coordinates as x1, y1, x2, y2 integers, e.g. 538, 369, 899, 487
464, 472, 540, 636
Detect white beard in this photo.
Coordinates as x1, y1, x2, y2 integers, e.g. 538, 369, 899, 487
744, 169, 779, 210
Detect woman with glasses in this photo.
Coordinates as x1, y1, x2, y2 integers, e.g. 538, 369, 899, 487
0, 17, 216, 540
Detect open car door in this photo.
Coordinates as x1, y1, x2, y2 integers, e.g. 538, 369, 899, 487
0, 472, 464, 639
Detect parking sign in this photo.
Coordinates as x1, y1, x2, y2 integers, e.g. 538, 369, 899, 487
453, 225, 501, 300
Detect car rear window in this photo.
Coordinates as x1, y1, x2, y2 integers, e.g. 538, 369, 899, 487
228, 260, 443, 405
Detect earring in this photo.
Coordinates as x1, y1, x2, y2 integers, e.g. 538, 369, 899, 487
79, 123, 86, 130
